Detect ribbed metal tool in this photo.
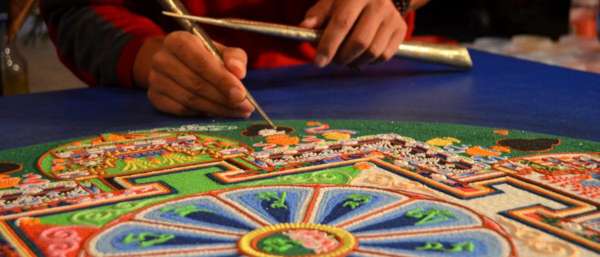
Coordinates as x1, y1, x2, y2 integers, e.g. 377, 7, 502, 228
162, 11, 473, 69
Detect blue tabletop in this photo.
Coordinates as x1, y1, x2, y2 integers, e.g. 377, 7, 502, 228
0, 50, 598, 150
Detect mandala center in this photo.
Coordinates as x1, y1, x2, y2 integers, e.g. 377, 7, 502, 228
238, 223, 356, 257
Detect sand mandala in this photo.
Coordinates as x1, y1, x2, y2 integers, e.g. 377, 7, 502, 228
84, 185, 513, 257
0, 120, 598, 257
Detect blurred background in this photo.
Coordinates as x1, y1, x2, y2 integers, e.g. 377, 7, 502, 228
0, 0, 599, 96
1, 0, 84, 95
413, 0, 600, 74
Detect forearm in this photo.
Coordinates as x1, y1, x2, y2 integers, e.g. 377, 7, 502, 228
134, 36, 165, 89
410, 0, 430, 10
40, 0, 165, 87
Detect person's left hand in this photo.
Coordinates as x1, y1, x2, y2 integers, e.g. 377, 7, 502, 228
300, 0, 407, 67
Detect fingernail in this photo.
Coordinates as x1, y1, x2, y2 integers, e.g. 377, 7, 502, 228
315, 54, 328, 68
229, 59, 246, 79
233, 108, 253, 118
241, 111, 252, 118
301, 16, 317, 28
228, 87, 245, 102
234, 100, 253, 113
245, 101, 256, 112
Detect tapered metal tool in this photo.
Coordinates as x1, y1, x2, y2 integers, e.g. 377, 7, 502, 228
158, 0, 277, 129
162, 11, 473, 69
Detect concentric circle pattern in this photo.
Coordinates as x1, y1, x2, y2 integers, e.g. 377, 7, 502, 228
239, 223, 356, 257
84, 185, 515, 257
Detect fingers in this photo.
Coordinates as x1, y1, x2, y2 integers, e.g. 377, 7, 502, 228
151, 50, 230, 106
381, 20, 407, 62
351, 13, 405, 66
314, 0, 367, 67
148, 71, 254, 118
300, 0, 334, 28
151, 31, 256, 118
163, 32, 246, 103
222, 47, 248, 80
149, 89, 253, 118
147, 90, 196, 117
336, 3, 384, 65
312, 0, 407, 67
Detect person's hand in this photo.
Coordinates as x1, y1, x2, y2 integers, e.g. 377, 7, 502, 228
300, 0, 408, 67
139, 32, 255, 117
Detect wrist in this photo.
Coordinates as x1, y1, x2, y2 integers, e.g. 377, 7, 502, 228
133, 36, 165, 88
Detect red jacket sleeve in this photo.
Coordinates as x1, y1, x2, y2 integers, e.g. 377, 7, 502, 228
405, 11, 416, 40
40, 0, 165, 88
41, 0, 417, 87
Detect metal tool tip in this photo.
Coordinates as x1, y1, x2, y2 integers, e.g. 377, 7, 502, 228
461, 48, 474, 69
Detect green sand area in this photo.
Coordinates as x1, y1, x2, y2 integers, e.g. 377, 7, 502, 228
1, 120, 598, 227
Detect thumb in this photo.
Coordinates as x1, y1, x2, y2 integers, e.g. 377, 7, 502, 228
300, 0, 334, 29
222, 46, 248, 80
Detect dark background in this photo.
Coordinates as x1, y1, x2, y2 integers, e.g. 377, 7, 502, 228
0, 1, 576, 42
414, 0, 572, 42
0, 1, 6, 16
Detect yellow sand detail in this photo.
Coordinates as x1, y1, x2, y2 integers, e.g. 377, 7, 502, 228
426, 137, 461, 147
466, 146, 501, 157
491, 145, 512, 153
323, 131, 352, 141
494, 129, 510, 136
266, 134, 300, 146
0, 175, 20, 189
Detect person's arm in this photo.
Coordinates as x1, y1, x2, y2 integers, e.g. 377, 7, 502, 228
40, 0, 165, 88
411, 0, 430, 10
300, 0, 429, 67
142, 32, 254, 117
41, 0, 253, 118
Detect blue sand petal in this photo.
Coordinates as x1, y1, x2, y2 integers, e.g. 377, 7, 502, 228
346, 200, 480, 235
221, 186, 314, 224
91, 221, 236, 256
137, 196, 259, 233
359, 229, 510, 257
311, 187, 407, 226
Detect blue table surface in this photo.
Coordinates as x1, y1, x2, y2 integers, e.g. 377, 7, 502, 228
0, 50, 598, 150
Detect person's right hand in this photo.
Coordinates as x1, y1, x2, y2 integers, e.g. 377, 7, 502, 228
141, 31, 255, 117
